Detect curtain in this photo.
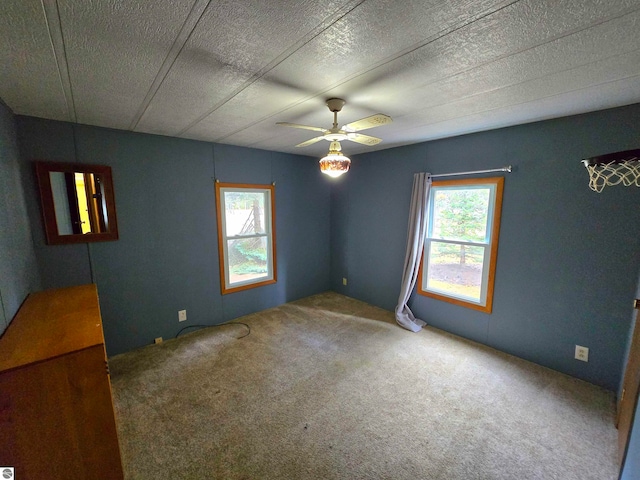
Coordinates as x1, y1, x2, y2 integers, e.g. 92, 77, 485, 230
395, 172, 431, 332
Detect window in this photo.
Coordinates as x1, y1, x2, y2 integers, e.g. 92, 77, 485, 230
418, 177, 504, 313
215, 182, 276, 294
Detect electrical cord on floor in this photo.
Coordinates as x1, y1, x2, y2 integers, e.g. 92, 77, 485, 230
175, 322, 251, 339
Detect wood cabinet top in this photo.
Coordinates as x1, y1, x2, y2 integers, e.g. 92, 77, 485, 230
0, 284, 105, 372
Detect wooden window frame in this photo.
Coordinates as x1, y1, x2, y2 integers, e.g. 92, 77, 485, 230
215, 182, 277, 295
418, 177, 504, 313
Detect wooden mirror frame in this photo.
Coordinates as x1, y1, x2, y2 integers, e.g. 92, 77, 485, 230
35, 161, 119, 245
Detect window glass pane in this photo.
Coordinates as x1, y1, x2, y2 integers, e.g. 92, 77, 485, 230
227, 237, 269, 285
224, 191, 266, 237
426, 241, 485, 303
431, 188, 490, 243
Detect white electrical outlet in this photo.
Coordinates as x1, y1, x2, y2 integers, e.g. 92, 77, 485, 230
575, 345, 589, 362
342, 278, 347, 286
154, 337, 163, 344
178, 310, 187, 322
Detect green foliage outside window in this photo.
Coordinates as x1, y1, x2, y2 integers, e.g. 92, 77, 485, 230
432, 188, 490, 264
229, 238, 267, 275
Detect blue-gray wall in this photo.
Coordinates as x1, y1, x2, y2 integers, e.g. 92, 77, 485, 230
0, 102, 40, 336
16, 116, 331, 356
331, 104, 640, 393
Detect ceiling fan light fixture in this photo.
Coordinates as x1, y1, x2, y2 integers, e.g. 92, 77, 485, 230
319, 141, 351, 177
319, 154, 351, 177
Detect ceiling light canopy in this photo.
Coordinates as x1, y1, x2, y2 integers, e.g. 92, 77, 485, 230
319, 141, 351, 177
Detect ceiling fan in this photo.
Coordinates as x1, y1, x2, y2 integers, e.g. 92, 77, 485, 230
276, 98, 392, 148
276, 98, 392, 177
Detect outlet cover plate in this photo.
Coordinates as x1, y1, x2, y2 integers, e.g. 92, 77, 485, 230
575, 345, 589, 362
178, 310, 187, 322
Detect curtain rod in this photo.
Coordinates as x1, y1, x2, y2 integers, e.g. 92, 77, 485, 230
430, 165, 512, 178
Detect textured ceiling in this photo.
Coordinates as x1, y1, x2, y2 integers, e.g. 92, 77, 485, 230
2, 0, 639, 158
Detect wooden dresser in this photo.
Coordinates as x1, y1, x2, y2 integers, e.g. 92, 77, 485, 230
0, 284, 124, 479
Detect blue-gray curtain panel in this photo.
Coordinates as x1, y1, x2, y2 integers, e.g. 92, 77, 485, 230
395, 172, 431, 332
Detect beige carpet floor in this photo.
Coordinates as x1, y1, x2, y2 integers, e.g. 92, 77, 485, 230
109, 292, 618, 479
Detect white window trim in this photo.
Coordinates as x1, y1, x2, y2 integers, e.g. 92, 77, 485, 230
215, 182, 277, 294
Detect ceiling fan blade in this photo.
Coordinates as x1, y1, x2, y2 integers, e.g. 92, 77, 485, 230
343, 114, 393, 132
276, 122, 326, 133
295, 136, 325, 147
347, 133, 382, 146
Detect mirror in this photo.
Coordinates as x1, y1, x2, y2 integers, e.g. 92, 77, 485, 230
35, 161, 119, 245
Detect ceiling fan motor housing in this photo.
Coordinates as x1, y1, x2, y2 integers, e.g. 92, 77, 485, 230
326, 98, 346, 112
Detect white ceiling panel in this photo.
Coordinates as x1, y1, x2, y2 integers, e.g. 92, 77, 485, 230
408, 11, 640, 108
393, 76, 640, 150
385, 12, 640, 128
1, 0, 639, 158
57, 0, 198, 130
180, 77, 320, 141
343, 0, 640, 107
135, 0, 357, 136
1, 0, 71, 121
394, 52, 640, 133
210, 0, 512, 127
